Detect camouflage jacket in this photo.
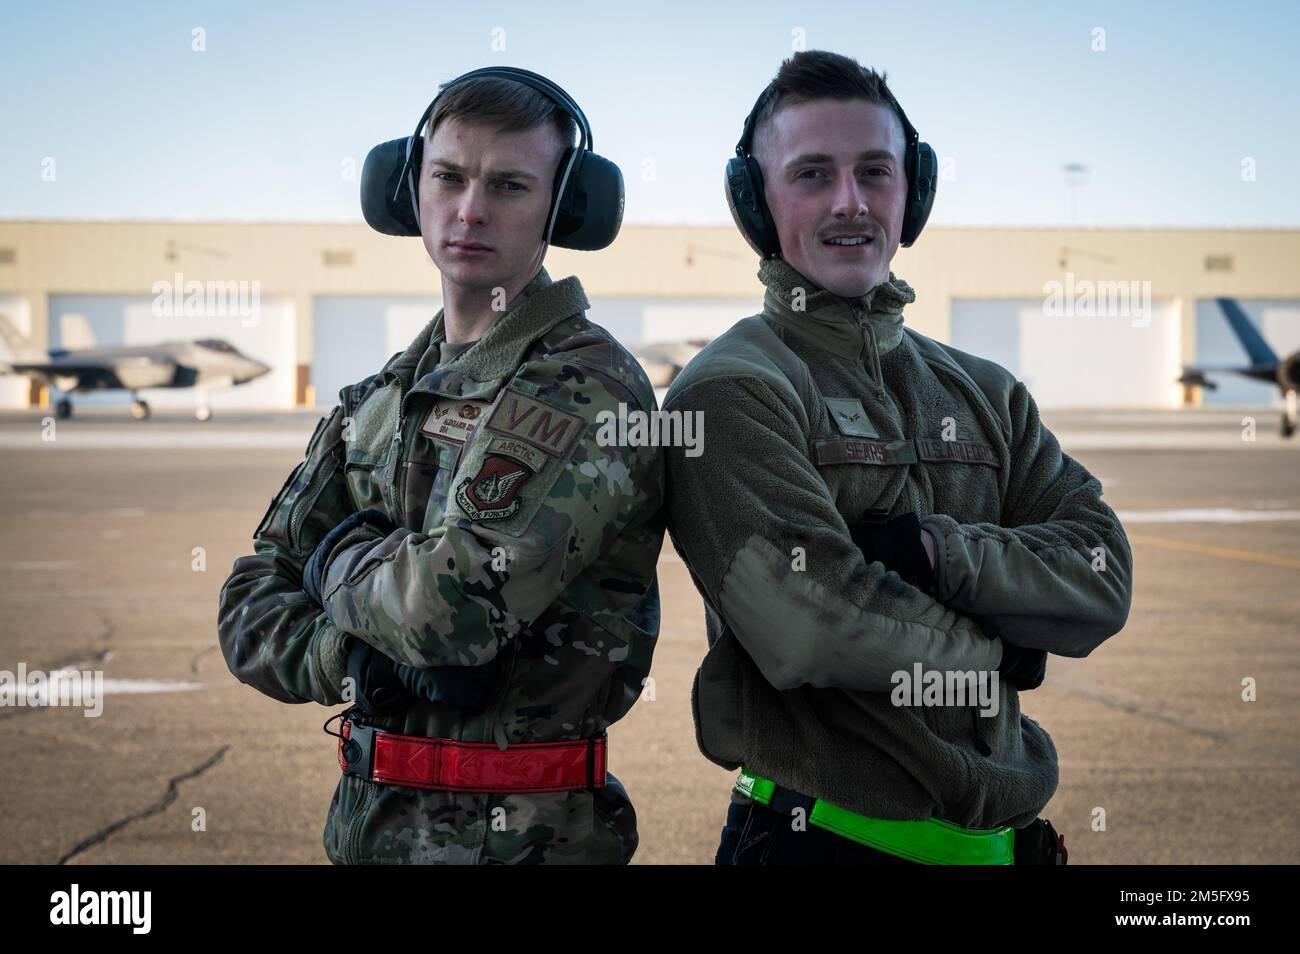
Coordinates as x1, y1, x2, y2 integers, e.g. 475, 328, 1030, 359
218, 268, 665, 863
662, 257, 1132, 831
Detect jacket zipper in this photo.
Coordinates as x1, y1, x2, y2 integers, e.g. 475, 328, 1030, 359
853, 304, 986, 755
382, 378, 411, 524
853, 306, 886, 395
384, 426, 403, 521
289, 459, 334, 550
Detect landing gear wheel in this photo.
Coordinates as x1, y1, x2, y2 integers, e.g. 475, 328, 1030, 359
130, 399, 151, 420
195, 405, 212, 422
55, 398, 72, 419
1283, 415, 1296, 438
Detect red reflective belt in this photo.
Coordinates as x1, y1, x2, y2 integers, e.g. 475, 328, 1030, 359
338, 718, 607, 793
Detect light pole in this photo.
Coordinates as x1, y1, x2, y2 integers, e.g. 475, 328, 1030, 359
1062, 163, 1089, 225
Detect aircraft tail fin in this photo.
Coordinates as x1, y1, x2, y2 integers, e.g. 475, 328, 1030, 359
0, 313, 43, 362
59, 313, 97, 351
1216, 298, 1279, 366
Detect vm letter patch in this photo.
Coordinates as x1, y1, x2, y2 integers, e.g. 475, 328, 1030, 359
455, 455, 532, 521
486, 389, 584, 458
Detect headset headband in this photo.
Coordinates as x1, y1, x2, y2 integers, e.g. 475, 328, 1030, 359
736, 83, 919, 166
398, 67, 593, 242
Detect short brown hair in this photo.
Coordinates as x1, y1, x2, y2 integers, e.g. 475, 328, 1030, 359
751, 50, 902, 159
425, 77, 577, 156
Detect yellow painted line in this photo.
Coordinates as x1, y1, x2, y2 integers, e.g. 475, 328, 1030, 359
1128, 533, 1300, 570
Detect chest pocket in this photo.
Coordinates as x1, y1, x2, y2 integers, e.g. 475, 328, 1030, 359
343, 381, 402, 513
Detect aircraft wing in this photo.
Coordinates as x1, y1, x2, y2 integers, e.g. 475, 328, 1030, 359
1180, 363, 1258, 375
8, 355, 178, 391
1178, 363, 1280, 391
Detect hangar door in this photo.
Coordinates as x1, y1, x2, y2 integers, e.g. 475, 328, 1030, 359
950, 297, 1181, 408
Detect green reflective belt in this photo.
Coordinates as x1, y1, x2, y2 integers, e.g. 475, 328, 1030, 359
735, 768, 1015, 865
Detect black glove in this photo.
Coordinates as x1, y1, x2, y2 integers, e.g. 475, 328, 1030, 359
392, 657, 503, 710
848, 509, 937, 595
997, 639, 1048, 692
302, 508, 396, 606
850, 509, 1048, 691
345, 637, 410, 715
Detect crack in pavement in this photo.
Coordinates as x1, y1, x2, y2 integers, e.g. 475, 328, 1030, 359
57, 745, 230, 865
189, 643, 219, 676
1048, 668, 1300, 769
49, 648, 114, 671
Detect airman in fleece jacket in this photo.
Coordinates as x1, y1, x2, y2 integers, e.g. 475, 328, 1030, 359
662, 256, 1133, 830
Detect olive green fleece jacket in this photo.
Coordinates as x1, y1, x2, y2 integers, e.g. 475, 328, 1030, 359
662, 257, 1133, 830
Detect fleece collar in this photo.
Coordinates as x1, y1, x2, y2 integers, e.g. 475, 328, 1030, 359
758, 256, 916, 362
384, 266, 590, 401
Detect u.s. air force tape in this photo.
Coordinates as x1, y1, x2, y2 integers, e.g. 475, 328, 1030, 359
914, 437, 999, 466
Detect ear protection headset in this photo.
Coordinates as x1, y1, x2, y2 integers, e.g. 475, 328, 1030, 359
360, 66, 624, 250
724, 82, 937, 258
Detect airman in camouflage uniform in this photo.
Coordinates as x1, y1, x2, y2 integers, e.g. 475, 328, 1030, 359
218, 267, 665, 863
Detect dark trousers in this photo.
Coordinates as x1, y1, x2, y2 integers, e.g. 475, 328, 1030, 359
715, 797, 919, 865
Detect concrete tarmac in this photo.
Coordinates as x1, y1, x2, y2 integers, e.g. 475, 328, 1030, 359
1, 405, 1296, 864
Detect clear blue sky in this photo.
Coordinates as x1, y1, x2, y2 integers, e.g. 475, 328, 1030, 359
2, 0, 1297, 227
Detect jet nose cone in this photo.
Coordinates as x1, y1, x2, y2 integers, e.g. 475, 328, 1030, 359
238, 360, 271, 384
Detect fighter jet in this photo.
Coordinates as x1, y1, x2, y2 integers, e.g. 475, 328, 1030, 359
0, 314, 271, 421
1178, 297, 1300, 437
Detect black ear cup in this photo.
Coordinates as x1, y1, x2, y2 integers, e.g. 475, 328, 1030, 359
900, 141, 937, 247
361, 136, 421, 237
551, 150, 625, 250
725, 155, 780, 259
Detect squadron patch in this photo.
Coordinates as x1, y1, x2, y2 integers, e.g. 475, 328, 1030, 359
455, 455, 532, 521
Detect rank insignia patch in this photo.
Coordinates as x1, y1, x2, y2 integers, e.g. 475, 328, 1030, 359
455, 455, 532, 521
824, 397, 880, 438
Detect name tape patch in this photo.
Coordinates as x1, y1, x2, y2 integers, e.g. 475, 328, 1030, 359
420, 398, 489, 446
814, 438, 918, 466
